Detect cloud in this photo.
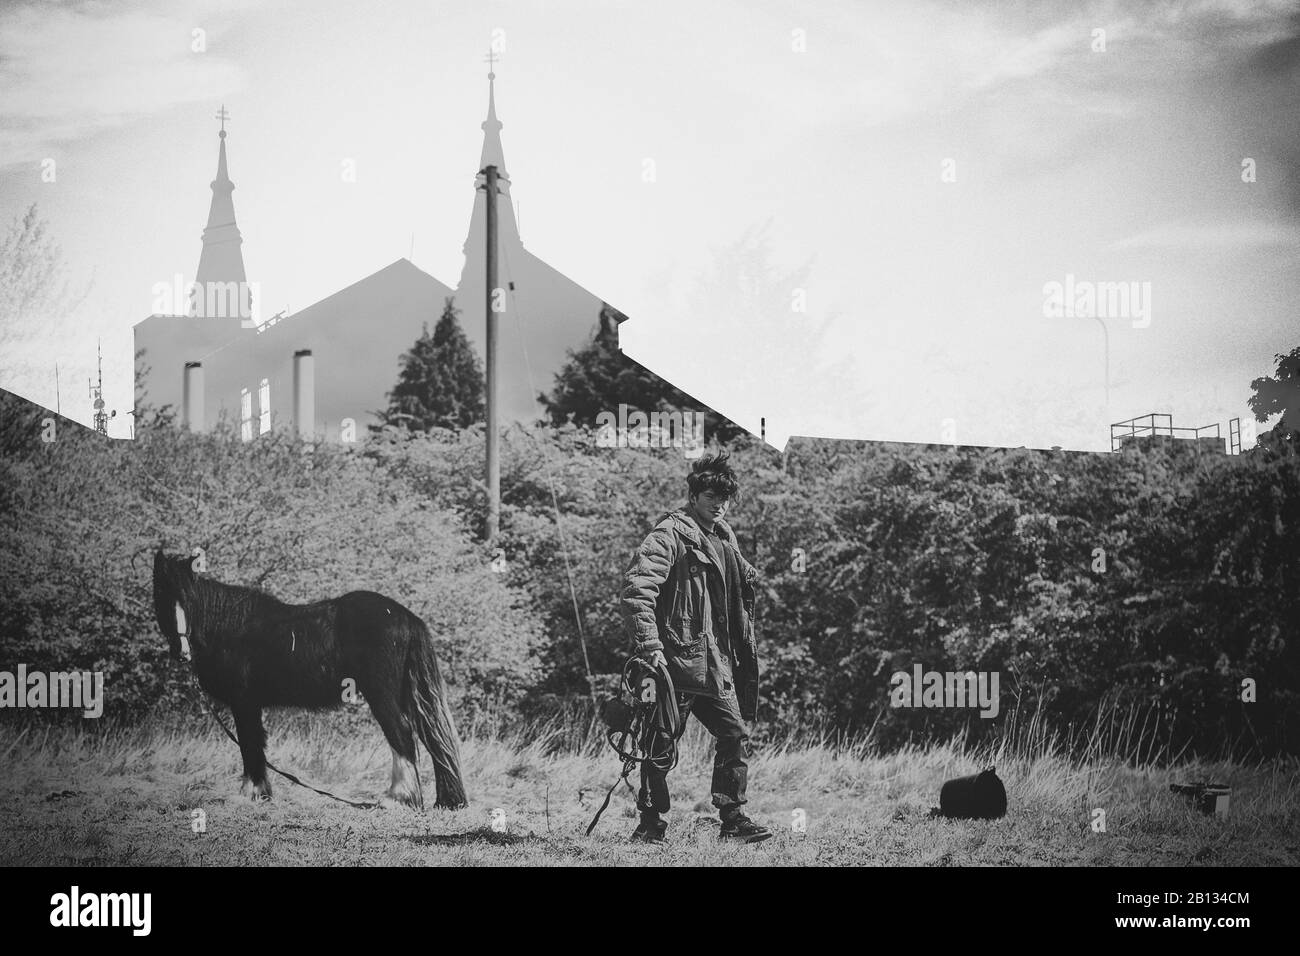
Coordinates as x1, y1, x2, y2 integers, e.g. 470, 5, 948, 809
1109, 220, 1300, 250
961, 20, 1095, 92
0, 0, 250, 167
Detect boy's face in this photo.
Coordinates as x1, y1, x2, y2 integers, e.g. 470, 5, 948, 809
690, 489, 731, 524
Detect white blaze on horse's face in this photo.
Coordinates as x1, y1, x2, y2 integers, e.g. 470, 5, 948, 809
175, 603, 191, 662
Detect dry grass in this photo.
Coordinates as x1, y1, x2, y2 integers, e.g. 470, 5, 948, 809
1, 708, 1296, 867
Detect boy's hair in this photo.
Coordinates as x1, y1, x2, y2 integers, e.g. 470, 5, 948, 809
687, 450, 740, 502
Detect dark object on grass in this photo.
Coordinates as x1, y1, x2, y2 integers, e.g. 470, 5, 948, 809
1170, 782, 1231, 817
152, 549, 466, 809
935, 767, 1008, 819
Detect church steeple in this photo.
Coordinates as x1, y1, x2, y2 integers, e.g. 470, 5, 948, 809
192, 105, 249, 318
465, 59, 519, 251
479, 61, 508, 184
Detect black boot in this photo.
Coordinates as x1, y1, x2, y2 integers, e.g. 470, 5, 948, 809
630, 811, 668, 844
719, 810, 772, 843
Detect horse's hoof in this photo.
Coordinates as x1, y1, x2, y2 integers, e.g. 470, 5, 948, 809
381, 789, 422, 810
240, 777, 272, 801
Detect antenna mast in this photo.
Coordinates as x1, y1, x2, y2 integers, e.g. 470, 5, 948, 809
89, 340, 114, 435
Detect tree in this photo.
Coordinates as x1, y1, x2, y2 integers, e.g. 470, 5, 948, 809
655, 218, 867, 443
1248, 346, 1300, 457
0, 203, 92, 388
374, 297, 484, 432
538, 301, 748, 443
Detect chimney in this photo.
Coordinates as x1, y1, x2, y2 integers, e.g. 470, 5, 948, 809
182, 362, 204, 432
293, 350, 314, 440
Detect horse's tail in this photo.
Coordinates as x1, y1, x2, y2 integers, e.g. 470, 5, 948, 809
404, 621, 468, 809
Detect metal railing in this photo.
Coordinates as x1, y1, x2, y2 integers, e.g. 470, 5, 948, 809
1110, 413, 1222, 453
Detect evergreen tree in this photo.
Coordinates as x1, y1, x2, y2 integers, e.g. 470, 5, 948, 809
376, 297, 485, 432
539, 302, 747, 443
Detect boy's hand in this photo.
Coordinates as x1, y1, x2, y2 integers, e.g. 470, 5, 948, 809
641, 649, 667, 669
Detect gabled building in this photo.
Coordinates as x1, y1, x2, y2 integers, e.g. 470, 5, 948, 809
134, 71, 623, 440
450, 69, 621, 423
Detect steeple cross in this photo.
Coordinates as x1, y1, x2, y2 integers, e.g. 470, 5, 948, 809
215, 105, 230, 133
483, 48, 498, 75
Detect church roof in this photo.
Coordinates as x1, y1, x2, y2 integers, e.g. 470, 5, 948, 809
248, 258, 452, 346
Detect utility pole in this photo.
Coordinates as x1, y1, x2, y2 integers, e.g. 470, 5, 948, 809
483, 163, 500, 542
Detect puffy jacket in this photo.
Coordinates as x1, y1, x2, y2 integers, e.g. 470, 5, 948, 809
620, 508, 761, 721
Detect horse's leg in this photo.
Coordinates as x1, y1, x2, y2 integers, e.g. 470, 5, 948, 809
232, 705, 272, 800
367, 696, 423, 810
338, 595, 435, 809
386, 746, 422, 810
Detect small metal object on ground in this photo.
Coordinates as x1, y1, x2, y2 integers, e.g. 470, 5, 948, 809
1170, 782, 1231, 816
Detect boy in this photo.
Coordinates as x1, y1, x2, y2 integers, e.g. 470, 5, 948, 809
620, 450, 772, 844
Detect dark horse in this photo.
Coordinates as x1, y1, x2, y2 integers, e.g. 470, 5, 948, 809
152, 550, 467, 809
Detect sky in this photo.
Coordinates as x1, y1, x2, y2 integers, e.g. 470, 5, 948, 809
1, 0, 1297, 449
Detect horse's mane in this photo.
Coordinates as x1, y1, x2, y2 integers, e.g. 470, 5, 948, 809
155, 553, 285, 634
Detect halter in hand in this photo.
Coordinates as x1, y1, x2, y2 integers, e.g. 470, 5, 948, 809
586, 654, 687, 836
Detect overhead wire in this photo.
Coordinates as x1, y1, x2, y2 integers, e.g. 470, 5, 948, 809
497, 234, 598, 704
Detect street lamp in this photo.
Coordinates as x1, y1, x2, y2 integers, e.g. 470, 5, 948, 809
1090, 316, 1110, 414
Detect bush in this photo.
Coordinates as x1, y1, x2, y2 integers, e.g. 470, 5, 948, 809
0, 409, 542, 723
3, 392, 1295, 759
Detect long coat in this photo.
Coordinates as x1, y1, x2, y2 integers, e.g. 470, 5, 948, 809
620, 508, 761, 721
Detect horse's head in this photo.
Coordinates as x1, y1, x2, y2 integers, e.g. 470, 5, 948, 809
153, 549, 196, 662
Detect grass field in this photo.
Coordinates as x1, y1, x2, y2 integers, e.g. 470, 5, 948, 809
2, 710, 1297, 867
